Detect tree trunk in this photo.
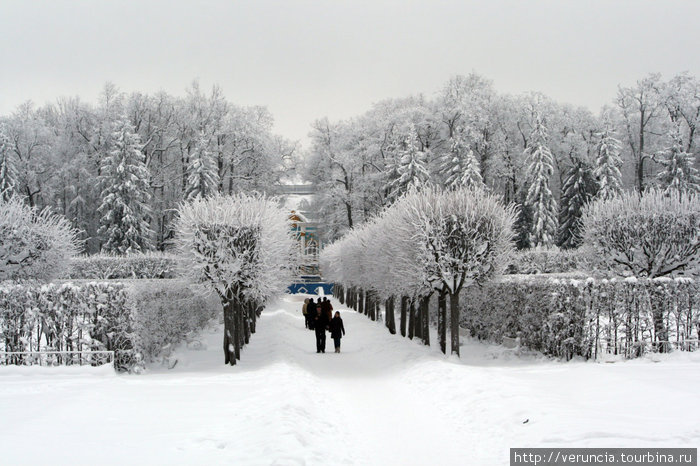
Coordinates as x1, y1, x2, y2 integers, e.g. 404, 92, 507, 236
222, 296, 236, 365
338, 285, 345, 305
421, 295, 430, 346
450, 291, 460, 356
408, 299, 416, 340
414, 297, 423, 339
386, 297, 396, 334
438, 288, 447, 354
358, 289, 364, 315
234, 299, 242, 361
400, 296, 408, 337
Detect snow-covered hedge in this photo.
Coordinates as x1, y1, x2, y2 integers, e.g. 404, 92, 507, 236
127, 280, 219, 363
0, 280, 218, 371
461, 276, 699, 359
0, 282, 137, 370
67, 253, 182, 279
505, 248, 587, 275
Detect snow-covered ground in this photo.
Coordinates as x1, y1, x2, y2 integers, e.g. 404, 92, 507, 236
1, 294, 698, 465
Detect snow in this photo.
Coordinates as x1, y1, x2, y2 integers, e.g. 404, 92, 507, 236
1, 294, 698, 465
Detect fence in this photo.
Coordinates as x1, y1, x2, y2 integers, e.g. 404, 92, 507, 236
0, 350, 115, 368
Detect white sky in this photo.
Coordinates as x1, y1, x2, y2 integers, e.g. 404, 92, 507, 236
1, 0, 699, 146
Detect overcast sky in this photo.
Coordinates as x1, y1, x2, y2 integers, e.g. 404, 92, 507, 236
1, 0, 699, 146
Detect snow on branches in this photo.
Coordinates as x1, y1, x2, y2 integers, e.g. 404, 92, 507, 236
581, 188, 699, 278
322, 186, 516, 356
524, 112, 558, 248
175, 193, 296, 365
0, 195, 80, 281
97, 118, 153, 254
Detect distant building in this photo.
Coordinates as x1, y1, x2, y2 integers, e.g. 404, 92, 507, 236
289, 210, 322, 281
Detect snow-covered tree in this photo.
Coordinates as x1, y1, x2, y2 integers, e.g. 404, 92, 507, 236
324, 187, 516, 356
390, 125, 430, 199
0, 127, 17, 201
175, 193, 296, 365
440, 129, 484, 189
0, 195, 80, 281
405, 187, 516, 355
594, 118, 623, 200
581, 188, 699, 278
656, 122, 700, 194
557, 160, 597, 249
97, 119, 153, 254
581, 188, 699, 349
524, 113, 558, 248
185, 131, 219, 200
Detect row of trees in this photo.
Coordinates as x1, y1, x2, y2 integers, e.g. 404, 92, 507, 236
323, 187, 699, 355
322, 187, 516, 355
305, 72, 700, 247
0, 82, 295, 253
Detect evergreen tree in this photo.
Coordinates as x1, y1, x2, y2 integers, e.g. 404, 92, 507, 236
524, 113, 558, 248
594, 119, 623, 200
557, 160, 597, 249
185, 131, 219, 200
0, 127, 17, 201
390, 124, 430, 198
97, 119, 153, 253
657, 122, 700, 194
440, 129, 484, 189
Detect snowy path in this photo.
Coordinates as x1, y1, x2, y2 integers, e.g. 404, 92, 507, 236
1, 294, 699, 465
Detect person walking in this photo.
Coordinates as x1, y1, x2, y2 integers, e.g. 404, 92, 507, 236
307, 298, 317, 330
302, 298, 309, 329
321, 297, 333, 323
329, 311, 346, 353
314, 307, 329, 353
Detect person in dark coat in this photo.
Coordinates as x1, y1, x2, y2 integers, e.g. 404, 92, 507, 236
329, 311, 345, 353
321, 297, 333, 322
314, 307, 329, 353
306, 298, 317, 330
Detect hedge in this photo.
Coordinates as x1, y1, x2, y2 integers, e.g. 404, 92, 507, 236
67, 253, 182, 280
0, 280, 218, 371
461, 276, 699, 359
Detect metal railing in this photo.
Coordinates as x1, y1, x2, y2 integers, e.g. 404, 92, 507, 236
0, 351, 116, 368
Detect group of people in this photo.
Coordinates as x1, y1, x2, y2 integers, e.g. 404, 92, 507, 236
302, 297, 345, 353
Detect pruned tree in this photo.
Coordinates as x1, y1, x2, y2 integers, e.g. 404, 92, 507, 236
581, 188, 699, 278
405, 187, 516, 355
175, 193, 296, 365
0, 195, 80, 281
581, 188, 699, 349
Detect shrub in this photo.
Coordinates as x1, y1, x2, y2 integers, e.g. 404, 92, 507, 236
126, 280, 219, 362
67, 252, 182, 279
461, 276, 699, 359
0, 196, 79, 281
